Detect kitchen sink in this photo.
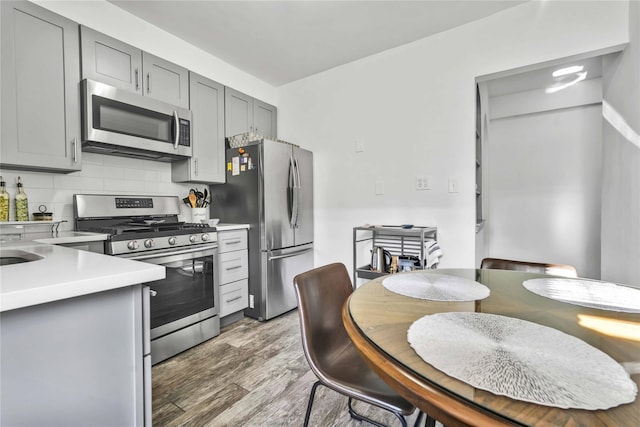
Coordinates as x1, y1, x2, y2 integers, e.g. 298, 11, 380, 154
0, 249, 44, 266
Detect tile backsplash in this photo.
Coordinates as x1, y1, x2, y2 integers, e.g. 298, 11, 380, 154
0, 153, 205, 231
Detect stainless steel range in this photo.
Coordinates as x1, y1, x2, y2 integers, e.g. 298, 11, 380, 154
74, 194, 219, 364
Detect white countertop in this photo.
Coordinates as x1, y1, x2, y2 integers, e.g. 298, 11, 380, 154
33, 231, 110, 245
0, 241, 165, 312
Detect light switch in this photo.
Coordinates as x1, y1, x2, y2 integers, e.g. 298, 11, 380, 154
416, 175, 431, 190
375, 181, 385, 195
448, 179, 459, 193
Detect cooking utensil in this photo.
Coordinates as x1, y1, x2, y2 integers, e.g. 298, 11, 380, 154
188, 190, 197, 208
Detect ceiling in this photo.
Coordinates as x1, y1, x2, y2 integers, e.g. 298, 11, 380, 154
108, 0, 526, 86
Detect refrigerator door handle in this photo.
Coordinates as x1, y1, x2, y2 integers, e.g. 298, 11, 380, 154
289, 156, 299, 227
293, 157, 302, 228
268, 247, 313, 261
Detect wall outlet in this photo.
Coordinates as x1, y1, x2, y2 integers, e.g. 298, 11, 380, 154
416, 175, 431, 190
249, 294, 254, 309
448, 179, 459, 193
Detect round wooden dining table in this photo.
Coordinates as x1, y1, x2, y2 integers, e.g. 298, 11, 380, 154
342, 268, 640, 427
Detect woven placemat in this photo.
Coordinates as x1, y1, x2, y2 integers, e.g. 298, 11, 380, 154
523, 278, 640, 313
407, 312, 637, 409
382, 272, 490, 301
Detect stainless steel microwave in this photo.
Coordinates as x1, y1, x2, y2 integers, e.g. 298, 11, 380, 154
81, 79, 192, 161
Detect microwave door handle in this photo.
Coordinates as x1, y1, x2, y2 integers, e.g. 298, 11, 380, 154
173, 111, 180, 149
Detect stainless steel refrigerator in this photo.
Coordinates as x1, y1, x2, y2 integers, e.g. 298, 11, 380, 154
211, 139, 313, 320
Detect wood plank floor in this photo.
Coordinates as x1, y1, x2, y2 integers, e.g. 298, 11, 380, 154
152, 309, 426, 426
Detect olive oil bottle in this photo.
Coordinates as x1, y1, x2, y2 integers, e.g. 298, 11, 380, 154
0, 176, 9, 221
15, 176, 29, 221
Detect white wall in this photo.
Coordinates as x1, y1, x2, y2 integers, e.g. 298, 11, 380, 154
601, 0, 640, 287
487, 103, 603, 279
277, 0, 629, 275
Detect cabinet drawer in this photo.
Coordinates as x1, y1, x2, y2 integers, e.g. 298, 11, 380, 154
217, 229, 247, 253
219, 279, 248, 317
219, 250, 248, 284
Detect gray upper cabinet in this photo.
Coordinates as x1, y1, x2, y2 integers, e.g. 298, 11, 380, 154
224, 87, 277, 139
81, 26, 189, 109
253, 99, 278, 140
172, 72, 225, 183
80, 26, 143, 94
142, 53, 189, 109
224, 87, 253, 137
1, 1, 81, 172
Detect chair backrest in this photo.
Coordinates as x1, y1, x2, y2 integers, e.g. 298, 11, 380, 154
293, 263, 353, 378
480, 257, 578, 278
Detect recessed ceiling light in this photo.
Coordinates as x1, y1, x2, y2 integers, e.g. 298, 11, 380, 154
552, 65, 584, 77
545, 71, 588, 94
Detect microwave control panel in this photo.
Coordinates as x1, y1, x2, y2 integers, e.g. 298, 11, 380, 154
179, 119, 191, 147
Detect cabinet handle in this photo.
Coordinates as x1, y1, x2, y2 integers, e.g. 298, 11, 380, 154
194, 158, 198, 176
223, 240, 242, 245
72, 138, 78, 163
147, 72, 151, 94
150, 289, 157, 297
135, 68, 139, 91
225, 296, 242, 303
225, 265, 242, 271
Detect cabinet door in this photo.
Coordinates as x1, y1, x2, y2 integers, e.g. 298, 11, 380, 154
224, 87, 253, 137
142, 52, 189, 109
80, 26, 143, 94
172, 72, 225, 183
1, 1, 81, 172
253, 99, 277, 139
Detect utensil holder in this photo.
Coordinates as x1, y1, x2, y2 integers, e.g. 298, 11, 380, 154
190, 208, 208, 223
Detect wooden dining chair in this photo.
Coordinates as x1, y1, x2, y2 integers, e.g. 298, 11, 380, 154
293, 263, 427, 427
480, 257, 578, 278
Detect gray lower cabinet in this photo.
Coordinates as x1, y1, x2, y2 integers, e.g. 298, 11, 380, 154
172, 72, 225, 183
80, 26, 189, 109
218, 229, 249, 318
1, 1, 81, 172
0, 285, 151, 427
224, 87, 277, 139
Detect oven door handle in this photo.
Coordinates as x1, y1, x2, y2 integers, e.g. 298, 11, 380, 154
125, 244, 217, 262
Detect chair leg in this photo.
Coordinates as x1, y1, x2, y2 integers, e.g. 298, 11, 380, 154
413, 411, 424, 427
303, 381, 322, 427
347, 397, 407, 427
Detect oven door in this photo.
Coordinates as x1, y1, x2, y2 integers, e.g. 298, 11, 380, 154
122, 245, 218, 340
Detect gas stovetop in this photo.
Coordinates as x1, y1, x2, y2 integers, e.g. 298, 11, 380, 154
97, 220, 214, 237
74, 194, 218, 255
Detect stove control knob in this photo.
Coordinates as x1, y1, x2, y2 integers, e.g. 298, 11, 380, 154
127, 240, 139, 251
144, 239, 154, 248
168, 237, 177, 246
189, 235, 197, 243
201, 233, 210, 241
